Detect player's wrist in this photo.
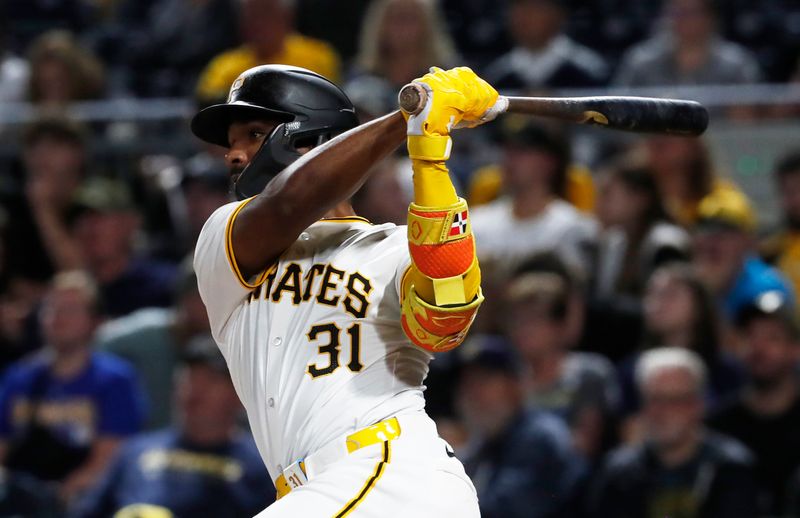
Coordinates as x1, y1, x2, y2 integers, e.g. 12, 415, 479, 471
410, 159, 456, 206
407, 134, 452, 162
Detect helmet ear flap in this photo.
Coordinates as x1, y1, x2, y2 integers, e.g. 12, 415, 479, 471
233, 123, 301, 200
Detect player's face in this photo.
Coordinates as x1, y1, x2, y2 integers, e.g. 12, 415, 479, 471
225, 120, 278, 184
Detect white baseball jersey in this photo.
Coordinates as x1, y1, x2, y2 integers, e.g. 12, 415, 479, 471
193, 198, 432, 481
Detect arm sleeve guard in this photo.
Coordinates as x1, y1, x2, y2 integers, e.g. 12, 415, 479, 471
400, 160, 483, 352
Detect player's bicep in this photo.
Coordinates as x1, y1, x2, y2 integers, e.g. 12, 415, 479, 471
194, 200, 273, 339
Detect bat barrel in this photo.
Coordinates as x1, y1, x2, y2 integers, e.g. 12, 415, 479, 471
509, 96, 709, 136
397, 82, 710, 136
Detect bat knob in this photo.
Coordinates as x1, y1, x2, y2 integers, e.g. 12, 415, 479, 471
398, 83, 427, 115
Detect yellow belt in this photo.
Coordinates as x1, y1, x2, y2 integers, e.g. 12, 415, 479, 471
275, 417, 401, 499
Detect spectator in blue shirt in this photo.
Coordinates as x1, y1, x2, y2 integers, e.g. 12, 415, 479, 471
458, 336, 584, 518
0, 271, 146, 505
693, 187, 794, 321
73, 335, 275, 518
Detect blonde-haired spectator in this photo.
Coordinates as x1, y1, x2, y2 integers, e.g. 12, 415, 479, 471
27, 30, 105, 107
196, 0, 341, 106
344, 0, 458, 117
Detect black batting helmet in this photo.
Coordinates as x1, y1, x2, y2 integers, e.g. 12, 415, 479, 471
191, 65, 358, 200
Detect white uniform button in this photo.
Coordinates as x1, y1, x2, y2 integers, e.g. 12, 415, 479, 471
300, 232, 311, 241
268, 398, 275, 407
277, 464, 283, 472
272, 337, 282, 346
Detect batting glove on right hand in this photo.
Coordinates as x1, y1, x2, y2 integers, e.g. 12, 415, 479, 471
405, 67, 501, 161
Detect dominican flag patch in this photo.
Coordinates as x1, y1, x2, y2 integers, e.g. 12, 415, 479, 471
449, 210, 469, 236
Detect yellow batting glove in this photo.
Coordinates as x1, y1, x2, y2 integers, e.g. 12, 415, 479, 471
445, 67, 500, 127
405, 67, 500, 162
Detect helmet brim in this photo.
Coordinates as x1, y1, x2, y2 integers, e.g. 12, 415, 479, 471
190, 101, 294, 148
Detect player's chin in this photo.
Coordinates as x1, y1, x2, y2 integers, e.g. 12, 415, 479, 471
229, 169, 243, 186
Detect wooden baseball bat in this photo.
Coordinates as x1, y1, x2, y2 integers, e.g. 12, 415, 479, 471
398, 83, 709, 136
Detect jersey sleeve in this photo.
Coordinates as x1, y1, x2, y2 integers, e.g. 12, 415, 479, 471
393, 234, 412, 302
193, 198, 274, 342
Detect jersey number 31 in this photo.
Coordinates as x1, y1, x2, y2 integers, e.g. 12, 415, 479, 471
306, 323, 363, 378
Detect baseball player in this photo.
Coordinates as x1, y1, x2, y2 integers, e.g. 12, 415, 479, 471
192, 64, 499, 516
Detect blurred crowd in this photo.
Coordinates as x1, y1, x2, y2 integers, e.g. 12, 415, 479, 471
2, 0, 800, 516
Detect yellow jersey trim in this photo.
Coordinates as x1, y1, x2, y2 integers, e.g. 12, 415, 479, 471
334, 441, 391, 518
399, 264, 413, 305
224, 197, 274, 290
318, 216, 372, 225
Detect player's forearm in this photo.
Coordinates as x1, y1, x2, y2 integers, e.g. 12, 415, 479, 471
233, 111, 406, 276
407, 159, 480, 305
400, 72, 489, 353
400, 157, 484, 353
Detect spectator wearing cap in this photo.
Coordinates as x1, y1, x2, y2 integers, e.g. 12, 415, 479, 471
692, 187, 794, 321
180, 153, 232, 245
483, 0, 609, 91
458, 337, 584, 518
73, 335, 275, 518
761, 151, 800, 302
590, 347, 758, 518
503, 271, 619, 460
69, 177, 177, 317
470, 121, 598, 282
95, 259, 211, 429
614, 0, 761, 88
709, 292, 800, 516
148, 152, 233, 261
141, 141, 233, 262
0, 271, 146, 505
195, 0, 341, 106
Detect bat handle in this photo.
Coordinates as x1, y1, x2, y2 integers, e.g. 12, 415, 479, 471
398, 83, 427, 115
398, 82, 510, 124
